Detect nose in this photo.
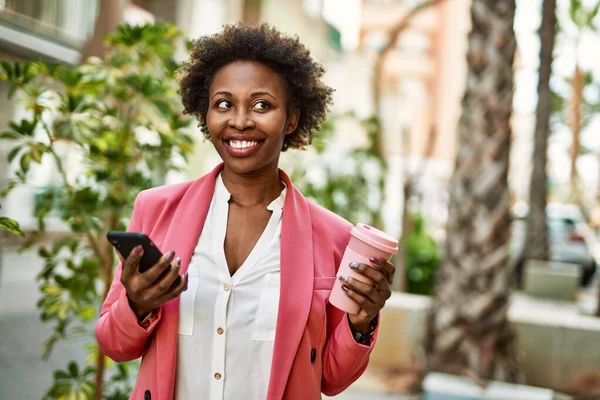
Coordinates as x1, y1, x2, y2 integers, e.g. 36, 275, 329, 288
228, 108, 255, 130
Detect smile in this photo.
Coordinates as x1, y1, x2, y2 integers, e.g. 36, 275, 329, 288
223, 138, 264, 157
227, 140, 259, 149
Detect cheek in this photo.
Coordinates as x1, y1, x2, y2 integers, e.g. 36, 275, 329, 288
258, 112, 288, 136
205, 112, 225, 136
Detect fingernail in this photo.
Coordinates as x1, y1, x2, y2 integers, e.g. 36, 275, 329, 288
342, 285, 349, 292
174, 257, 181, 268
369, 256, 381, 264
133, 245, 143, 256
349, 262, 359, 269
166, 251, 175, 262
338, 275, 349, 282
183, 272, 189, 291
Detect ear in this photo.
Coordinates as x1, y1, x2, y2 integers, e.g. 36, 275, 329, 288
284, 108, 300, 135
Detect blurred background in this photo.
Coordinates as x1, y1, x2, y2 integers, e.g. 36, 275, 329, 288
0, 0, 600, 399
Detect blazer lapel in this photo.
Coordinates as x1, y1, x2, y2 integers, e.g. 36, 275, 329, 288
267, 170, 314, 400
155, 163, 223, 398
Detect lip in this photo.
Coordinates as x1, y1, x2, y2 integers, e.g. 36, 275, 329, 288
222, 138, 264, 158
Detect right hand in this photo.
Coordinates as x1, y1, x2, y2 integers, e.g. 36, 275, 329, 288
119, 246, 188, 320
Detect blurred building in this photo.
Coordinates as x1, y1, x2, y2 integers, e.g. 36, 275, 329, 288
359, 0, 470, 169
357, 0, 471, 236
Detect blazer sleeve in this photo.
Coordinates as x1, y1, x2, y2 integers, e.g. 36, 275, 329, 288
320, 302, 379, 396
95, 191, 163, 362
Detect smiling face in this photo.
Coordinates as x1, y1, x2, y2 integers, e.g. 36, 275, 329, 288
206, 60, 299, 177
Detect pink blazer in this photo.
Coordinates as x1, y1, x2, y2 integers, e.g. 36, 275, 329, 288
96, 164, 378, 400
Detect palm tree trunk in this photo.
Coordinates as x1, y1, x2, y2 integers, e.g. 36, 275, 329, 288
425, 0, 522, 383
570, 65, 583, 202
523, 0, 556, 262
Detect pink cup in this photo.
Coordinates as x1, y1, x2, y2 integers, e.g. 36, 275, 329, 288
329, 223, 399, 314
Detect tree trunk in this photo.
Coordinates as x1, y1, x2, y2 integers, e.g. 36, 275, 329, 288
425, 0, 522, 383
242, 0, 262, 26
570, 65, 583, 202
523, 0, 556, 262
395, 178, 413, 291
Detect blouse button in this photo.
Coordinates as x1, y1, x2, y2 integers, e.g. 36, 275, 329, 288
223, 284, 231, 291
217, 327, 224, 335
214, 372, 222, 380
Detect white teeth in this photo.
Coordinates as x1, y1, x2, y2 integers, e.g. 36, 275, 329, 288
229, 140, 257, 149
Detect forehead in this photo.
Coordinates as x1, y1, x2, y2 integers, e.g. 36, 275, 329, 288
210, 60, 287, 97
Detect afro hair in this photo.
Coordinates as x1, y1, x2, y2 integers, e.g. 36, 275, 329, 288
177, 23, 334, 151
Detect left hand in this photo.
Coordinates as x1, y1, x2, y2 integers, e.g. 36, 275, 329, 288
340, 257, 394, 333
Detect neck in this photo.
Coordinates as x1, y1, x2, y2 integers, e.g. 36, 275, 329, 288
221, 166, 284, 208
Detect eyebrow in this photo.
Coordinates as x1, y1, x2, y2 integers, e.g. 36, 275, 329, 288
210, 90, 277, 100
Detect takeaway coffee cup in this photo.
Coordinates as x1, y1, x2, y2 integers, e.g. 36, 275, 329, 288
329, 223, 399, 314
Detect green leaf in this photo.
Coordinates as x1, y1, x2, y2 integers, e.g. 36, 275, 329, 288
38, 247, 51, 258
0, 216, 24, 236
9, 118, 37, 136
67, 361, 79, 377
0, 131, 20, 140
0, 60, 13, 78
7, 145, 21, 162
40, 283, 62, 296
77, 305, 96, 322
20, 152, 31, 173
587, 1, 600, 26
28, 142, 46, 163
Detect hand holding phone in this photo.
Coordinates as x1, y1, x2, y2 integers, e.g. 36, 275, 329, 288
107, 231, 188, 319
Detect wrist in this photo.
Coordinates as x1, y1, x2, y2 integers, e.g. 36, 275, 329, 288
348, 315, 376, 333
349, 320, 371, 334
128, 298, 153, 321
348, 315, 378, 345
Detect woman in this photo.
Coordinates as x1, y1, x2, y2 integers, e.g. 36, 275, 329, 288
96, 24, 394, 400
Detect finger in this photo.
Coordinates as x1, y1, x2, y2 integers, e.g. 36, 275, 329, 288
341, 284, 377, 316
349, 262, 387, 288
151, 257, 182, 296
369, 257, 395, 284
140, 250, 176, 286
121, 245, 144, 281
338, 275, 379, 304
158, 270, 188, 303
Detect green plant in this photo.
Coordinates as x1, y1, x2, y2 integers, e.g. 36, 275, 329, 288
404, 213, 440, 296
0, 203, 23, 236
0, 23, 193, 400
287, 113, 386, 227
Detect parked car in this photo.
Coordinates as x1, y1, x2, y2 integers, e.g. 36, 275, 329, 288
511, 203, 598, 287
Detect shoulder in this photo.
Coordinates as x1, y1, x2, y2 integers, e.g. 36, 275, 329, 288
135, 181, 194, 208
134, 172, 213, 214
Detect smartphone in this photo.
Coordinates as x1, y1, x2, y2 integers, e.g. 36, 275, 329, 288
106, 231, 164, 273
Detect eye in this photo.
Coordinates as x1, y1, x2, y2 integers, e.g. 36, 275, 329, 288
216, 100, 232, 109
252, 101, 271, 110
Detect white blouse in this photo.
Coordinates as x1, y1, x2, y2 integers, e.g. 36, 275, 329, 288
175, 173, 286, 400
